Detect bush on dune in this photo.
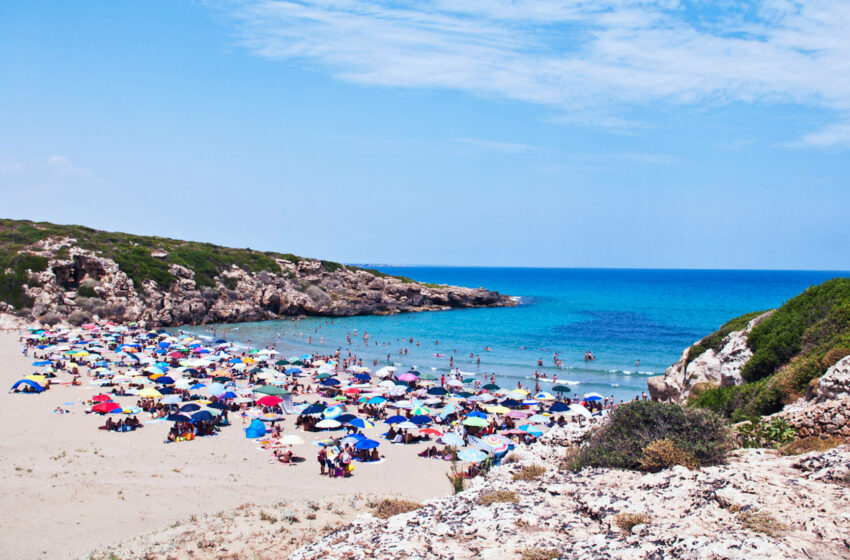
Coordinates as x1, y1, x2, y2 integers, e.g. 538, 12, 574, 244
571, 400, 732, 472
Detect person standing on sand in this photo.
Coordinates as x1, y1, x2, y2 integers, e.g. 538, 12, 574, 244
318, 447, 327, 475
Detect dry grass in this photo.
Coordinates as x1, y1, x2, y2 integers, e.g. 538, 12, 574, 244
479, 490, 519, 506
779, 436, 844, 456
558, 446, 580, 471
513, 464, 547, 481
519, 547, 559, 560
614, 512, 652, 532
638, 438, 698, 471
371, 499, 422, 519
258, 511, 277, 524
739, 510, 786, 537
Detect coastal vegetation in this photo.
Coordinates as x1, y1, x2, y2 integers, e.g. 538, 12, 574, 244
571, 400, 731, 472
690, 278, 850, 418
0, 218, 417, 299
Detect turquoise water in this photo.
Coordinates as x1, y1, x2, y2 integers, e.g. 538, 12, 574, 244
184, 268, 848, 402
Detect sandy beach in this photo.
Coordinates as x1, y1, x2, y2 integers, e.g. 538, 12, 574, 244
0, 328, 453, 560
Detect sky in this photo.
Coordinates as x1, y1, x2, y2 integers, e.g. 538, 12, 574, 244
0, 0, 848, 270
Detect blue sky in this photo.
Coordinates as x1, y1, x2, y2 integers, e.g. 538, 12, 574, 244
1, 0, 848, 269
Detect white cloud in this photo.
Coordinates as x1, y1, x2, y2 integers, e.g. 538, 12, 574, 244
47, 155, 72, 167
213, 0, 850, 148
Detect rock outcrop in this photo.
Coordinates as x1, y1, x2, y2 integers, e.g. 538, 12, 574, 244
10, 246, 513, 328
287, 430, 850, 560
648, 311, 773, 403
815, 355, 850, 403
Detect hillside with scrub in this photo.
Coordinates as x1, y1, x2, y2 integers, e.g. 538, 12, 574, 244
0, 218, 512, 327
648, 277, 850, 420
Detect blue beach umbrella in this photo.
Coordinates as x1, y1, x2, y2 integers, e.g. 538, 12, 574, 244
31, 361, 52, 367
440, 433, 465, 447
457, 448, 487, 463
191, 410, 214, 423
409, 415, 432, 425
466, 410, 487, 419
427, 387, 447, 396
167, 413, 191, 422
549, 402, 570, 412
354, 438, 380, 450
349, 417, 375, 429
320, 378, 341, 386
336, 413, 357, 424
180, 403, 202, 412
385, 415, 407, 424
366, 396, 386, 405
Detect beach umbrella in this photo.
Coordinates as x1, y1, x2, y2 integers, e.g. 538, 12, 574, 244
301, 403, 326, 415
457, 391, 474, 398
527, 414, 549, 424
500, 398, 521, 408
353, 373, 370, 381
427, 387, 447, 396
323, 406, 344, 419
285, 367, 302, 375
419, 428, 443, 437
466, 410, 487, 419
315, 419, 342, 430
92, 394, 112, 403
439, 433, 465, 447
219, 391, 238, 400
213, 375, 231, 383
207, 382, 226, 397
534, 392, 556, 401
320, 377, 341, 386
343, 387, 361, 395
160, 395, 182, 405
366, 396, 386, 405
411, 406, 432, 416
519, 424, 544, 436
31, 360, 51, 367
354, 438, 380, 450
138, 388, 162, 398
482, 434, 510, 453
396, 421, 418, 430
349, 418, 375, 429
191, 410, 214, 423
255, 385, 288, 396
409, 415, 432, 426
486, 405, 510, 415
549, 402, 570, 413
564, 403, 593, 419
278, 434, 305, 446
180, 403, 202, 412
167, 413, 192, 422
385, 415, 406, 425
482, 383, 500, 391
457, 448, 487, 463
552, 385, 572, 394
336, 413, 357, 424
375, 366, 396, 378
156, 376, 175, 385
398, 372, 418, 382
584, 393, 604, 401
207, 401, 227, 410
93, 402, 121, 414
462, 416, 489, 427
257, 395, 283, 407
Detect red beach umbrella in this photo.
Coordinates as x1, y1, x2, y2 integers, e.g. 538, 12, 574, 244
256, 395, 283, 407
92, 394, 112, 403
93, 402, 121, 414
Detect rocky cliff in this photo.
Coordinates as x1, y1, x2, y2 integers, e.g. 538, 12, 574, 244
647, 311, 774, 403
0, 219, 513, 327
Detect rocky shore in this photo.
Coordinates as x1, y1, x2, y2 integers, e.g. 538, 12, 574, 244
286, 424, 850, 560
3, 238, 513, 327
647, 311, 773, 403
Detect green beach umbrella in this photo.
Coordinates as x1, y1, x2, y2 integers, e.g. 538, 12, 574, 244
462, 417, 489, 427
255, 385, 289, 396
552, 385, 572, 393
483, 383, 500, 391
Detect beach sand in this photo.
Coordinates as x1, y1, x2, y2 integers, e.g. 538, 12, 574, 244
0, 330, 452, 559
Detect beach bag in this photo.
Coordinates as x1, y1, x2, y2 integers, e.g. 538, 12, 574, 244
347, 463, 354, 473
335, 467, 344, 477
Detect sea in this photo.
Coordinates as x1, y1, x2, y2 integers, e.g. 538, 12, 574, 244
182, 268, 849, 402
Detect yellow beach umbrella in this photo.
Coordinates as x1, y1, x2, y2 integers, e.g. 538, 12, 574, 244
138, 388, 162, 398
486, 405, 511, 415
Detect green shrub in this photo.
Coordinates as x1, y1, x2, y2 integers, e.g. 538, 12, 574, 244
572, 400, 732, 471
734, 417, 797, 449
